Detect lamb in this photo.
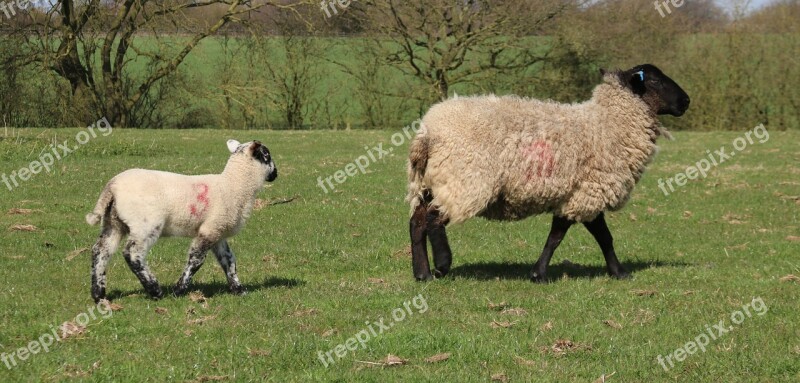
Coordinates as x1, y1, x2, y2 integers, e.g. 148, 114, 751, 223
86, 139, 278, 303
406, 64, 690, 282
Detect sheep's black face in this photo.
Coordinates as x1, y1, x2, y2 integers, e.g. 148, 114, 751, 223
250, 141, 278, 182
620, 64, 690, 117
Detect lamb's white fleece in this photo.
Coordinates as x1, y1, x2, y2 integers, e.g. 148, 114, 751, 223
86, 146, 271, 240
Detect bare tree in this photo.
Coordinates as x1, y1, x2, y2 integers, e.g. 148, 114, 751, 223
359, 0, 580, 102
7, 0, 306, 127
244, 6, 330, 129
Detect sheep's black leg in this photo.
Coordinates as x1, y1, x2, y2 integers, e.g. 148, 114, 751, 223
175, 236, 214, 296
531, 215, 574, 283
410, 202, 433, 281
91, 222, 123, 303
583, 213, 630, 279
123, 233, 163, 299
212, 240, 245, 295
427, 207, 452, 278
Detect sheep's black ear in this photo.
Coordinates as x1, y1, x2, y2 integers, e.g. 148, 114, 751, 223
599, 68, 607, 76
628, 70, 647, 96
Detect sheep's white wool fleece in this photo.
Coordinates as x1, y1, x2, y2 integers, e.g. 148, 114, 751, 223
407, 74, 660, 224
88, 154, 266, 240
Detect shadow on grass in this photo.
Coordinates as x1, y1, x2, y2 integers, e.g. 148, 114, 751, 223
449, 260, 690, 281
107, 276, 304, 301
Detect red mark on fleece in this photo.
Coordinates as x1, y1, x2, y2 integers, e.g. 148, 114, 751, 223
523, 140, 554, 181
189, 183, 210, 218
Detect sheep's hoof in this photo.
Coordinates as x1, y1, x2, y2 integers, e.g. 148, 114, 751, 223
530, 271, 549, 284
415, 273, 434, 282
150, 290, 165, 300
433, 268, 449, 279
611, 270, 631, 280
173, 286, 188, 297
230, 285, 247, 296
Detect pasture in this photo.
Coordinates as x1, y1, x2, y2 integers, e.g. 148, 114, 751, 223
0, 127, 797, 381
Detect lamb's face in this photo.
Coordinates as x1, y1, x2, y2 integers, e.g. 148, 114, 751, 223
227, 139, 278, 182
618, 64, 690, 117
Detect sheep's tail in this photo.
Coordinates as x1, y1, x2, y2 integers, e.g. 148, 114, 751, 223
406, 128, 430, 214
86, 183, 114, 226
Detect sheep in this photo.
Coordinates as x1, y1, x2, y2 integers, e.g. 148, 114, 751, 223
86, 140, 278, 302
406, 64, 690, 282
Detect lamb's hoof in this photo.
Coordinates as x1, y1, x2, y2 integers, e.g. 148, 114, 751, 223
150, 289, 165, 300
433, 268, 449, 279
415, 273, 434, 282
530, 271, 549, 284
92, 287, 106, 304
173, 286, 188, 297
230, 285, 247, 296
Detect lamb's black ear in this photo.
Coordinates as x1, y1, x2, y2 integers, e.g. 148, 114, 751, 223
250, 141, 270, 165
249, 141, 263, 155
599, 68, 607, 76
627, 70, 647, 96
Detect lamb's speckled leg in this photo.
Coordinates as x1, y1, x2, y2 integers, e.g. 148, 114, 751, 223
123, 229, 163, 299
583, 213, 630, 279
174, 236, 214, 296
531, 215, 574, 283
212, 240, 245, 295
410, 203, 432, 281
91, 220, 124, 303
426, 207, 452, 278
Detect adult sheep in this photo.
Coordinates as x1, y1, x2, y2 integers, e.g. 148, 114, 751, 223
406, 64, 690, 282
86, 140, 278, 302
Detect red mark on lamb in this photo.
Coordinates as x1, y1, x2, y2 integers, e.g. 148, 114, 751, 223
523, 140, 554, 181
189, 183, 210, 218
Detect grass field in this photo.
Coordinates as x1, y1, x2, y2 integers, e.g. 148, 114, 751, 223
0, 127, 798, 382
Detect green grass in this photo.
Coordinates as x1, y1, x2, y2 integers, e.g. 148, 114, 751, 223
0, 128, 798, 382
